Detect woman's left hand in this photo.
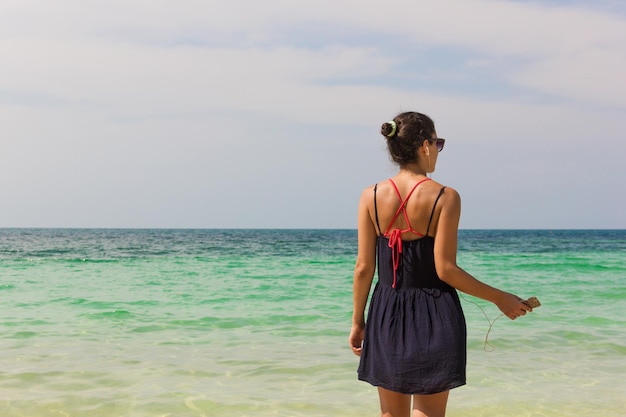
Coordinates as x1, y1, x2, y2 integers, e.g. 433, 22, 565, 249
496, 291, 533, 320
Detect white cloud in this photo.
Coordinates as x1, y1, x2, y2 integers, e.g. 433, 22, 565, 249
3, 0, 625, 110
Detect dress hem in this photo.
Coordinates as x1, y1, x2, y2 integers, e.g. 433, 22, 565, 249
357, 374, 466, 395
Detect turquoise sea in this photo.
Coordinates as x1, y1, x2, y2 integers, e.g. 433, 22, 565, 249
0, 229, 624, 417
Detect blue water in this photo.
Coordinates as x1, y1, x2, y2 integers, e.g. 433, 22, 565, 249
0, 229, 624, 416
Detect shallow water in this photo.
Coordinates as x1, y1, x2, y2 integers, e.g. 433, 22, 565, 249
0, 229, 624, 416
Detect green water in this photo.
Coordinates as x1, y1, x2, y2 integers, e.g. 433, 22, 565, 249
0, 229, 624, 416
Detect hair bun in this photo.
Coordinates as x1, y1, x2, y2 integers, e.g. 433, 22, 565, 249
381, 120, 397, 138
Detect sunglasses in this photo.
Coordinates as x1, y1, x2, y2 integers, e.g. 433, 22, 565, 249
430, 138, 445, 152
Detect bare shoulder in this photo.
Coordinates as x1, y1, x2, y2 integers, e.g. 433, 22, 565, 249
360, 183, 377, 198
362, 179, 395, 198
437, 186, 461, 220
432, 185, 461, 213
357, 184, 377, 207
439, 185, 460, 201
421, 180, 459, 201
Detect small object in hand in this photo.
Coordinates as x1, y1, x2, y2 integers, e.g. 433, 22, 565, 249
522, 297, 541, 308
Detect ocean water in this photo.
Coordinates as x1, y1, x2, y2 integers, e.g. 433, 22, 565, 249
0, 229, 624, 417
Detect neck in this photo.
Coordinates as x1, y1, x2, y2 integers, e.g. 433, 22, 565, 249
399, 164, 428, 177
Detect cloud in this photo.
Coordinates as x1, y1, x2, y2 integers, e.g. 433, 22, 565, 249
3, 0, 625, 113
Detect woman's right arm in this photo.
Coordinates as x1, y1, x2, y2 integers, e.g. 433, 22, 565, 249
433, 188, 531, 319
349, 187, 377, 356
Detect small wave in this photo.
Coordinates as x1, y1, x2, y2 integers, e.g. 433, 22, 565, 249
10, 331, 38, 339
132, 324, 171, 333
82, 310, 133, 319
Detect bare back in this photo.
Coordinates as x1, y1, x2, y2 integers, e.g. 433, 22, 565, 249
369, 175, 446, 241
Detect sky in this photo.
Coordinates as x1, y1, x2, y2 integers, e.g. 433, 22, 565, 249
1, 0, 625, 229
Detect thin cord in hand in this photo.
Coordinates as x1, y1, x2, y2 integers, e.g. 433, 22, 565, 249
459, 293, 504, 352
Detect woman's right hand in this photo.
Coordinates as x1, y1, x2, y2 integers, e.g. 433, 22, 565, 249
349, 323, 365, 356
495, 291, 533, 320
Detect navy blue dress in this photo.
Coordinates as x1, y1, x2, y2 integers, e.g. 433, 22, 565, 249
357, 181, 467, 395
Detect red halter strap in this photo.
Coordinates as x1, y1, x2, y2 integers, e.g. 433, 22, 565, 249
383, 178, 431, 288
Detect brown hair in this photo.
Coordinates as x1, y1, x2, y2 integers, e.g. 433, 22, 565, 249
380, 112, 436, 165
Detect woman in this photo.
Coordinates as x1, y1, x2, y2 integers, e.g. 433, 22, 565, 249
348, 112, 532, 417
